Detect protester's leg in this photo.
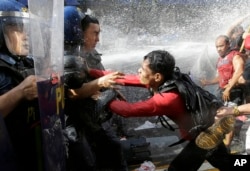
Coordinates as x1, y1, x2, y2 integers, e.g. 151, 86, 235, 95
230, 88, 244, 106
168, 140, 207, 171
224, 88, 244, 152
223, 131, 234, 151
246, 126, 250, 154
206, 142, 230, 171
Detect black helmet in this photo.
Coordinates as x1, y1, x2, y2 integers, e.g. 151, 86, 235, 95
64, 6, 84, 45
0, 0, 29, 56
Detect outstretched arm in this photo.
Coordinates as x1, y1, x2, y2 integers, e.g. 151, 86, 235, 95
68, 71, 124, 99
217, 103, 250, 117
226, 13, 250, 38
89, 68, 146, 87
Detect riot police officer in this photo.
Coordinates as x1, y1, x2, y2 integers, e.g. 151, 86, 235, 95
63, 6, 97, 171
63, 6, 128, 171
0, 0, 40, 170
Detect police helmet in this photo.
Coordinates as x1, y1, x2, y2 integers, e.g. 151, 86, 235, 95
65, 0, 80, 6
0, 0, 29, 56
16, 0, 28, 7
64, 6, 84, 45
0, 0, 26, 11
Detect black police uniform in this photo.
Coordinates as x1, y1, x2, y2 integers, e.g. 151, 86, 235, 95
0, 53, 42, 171
64, 50, 128, 171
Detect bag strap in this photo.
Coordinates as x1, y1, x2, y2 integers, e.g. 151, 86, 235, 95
155, 116, 187, 147
168, 138, 187, 147
156, 116, 175, 131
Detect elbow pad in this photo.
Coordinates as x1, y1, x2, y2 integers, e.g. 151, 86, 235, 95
64, 71, 85, 89
64, 55, 87, 89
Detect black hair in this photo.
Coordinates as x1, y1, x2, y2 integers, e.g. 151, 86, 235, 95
232, 25, 244, 34
144, 50, 175, 81
216, 35, 230, 45
81, 15, 99, 32
230, 33, 244, 51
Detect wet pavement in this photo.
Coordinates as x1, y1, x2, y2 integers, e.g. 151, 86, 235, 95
127, 116, 250, 171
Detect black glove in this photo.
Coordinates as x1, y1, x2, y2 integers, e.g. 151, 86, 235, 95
64, 55, 88, 89
94, 89, 117, 123
64, 71, 86, 89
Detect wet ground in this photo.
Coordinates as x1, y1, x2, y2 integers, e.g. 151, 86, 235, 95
126, 116, 250, 171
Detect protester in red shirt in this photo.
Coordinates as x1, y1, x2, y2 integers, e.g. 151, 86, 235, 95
90, 50, 231, 171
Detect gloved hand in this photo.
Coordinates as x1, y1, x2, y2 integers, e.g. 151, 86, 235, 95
64, 71, 85, 89
94, 89, 118, 123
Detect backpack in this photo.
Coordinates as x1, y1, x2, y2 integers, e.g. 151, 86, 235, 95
157, 67, 223, 146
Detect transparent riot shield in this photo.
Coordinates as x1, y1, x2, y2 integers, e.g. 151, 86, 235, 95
28, 0, 65, 170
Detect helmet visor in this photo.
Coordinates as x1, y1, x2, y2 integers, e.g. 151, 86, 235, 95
1, 13, 29, 56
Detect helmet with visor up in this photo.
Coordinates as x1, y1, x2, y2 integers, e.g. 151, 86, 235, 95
0, 0, 29, 56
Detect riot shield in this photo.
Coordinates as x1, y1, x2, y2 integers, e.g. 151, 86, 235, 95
28, 0, 65, 171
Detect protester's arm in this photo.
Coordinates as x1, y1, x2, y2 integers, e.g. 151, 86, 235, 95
68, 71, 123, 99
108, 91, 185, 117
216, 104, 250, 117
89, 68, 111, 78
200, 75, 219, 87
0, 75, 37, 117
90, 68, 146, 87
230, 55, 245, 88
222, 54, 245, 101
226, 13, 250, 38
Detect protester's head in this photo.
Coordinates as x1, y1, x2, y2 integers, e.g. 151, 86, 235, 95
215, 35, 230, 57
138, 50, 175, 88
228, 25, 244, 52
81, 15, 100, 51
0, 0, 29, 56
230, 33, 244, 51
231, 25, 244, 40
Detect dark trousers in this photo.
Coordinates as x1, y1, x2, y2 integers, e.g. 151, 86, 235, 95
94, 123, 128, 171
216, 87, 244, 105
67, 126, 128, 171
67, 131, 96, 171
168, 140, 230, 171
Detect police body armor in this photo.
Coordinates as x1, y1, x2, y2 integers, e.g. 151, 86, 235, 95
64, 53, 116, 135
0, 53, 42, 171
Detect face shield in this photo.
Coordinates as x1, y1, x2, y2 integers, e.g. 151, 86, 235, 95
0, 11, 29, 56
